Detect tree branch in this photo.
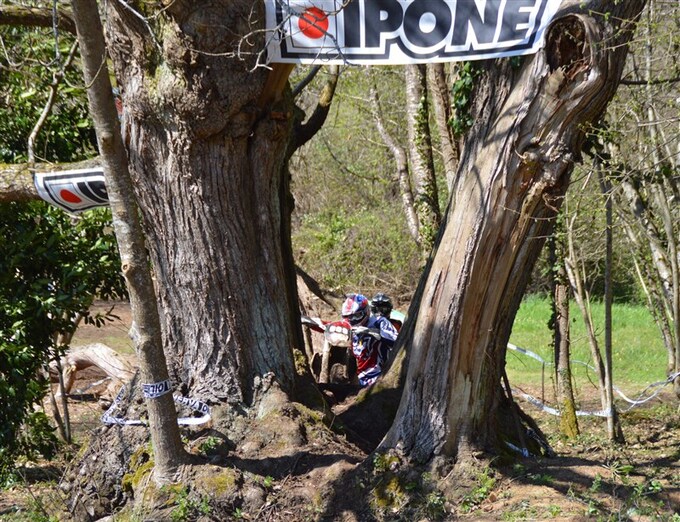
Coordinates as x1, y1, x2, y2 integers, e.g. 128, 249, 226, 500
0, 5, 76, 34
620, 76, 680, 86
291, 65, 340, 152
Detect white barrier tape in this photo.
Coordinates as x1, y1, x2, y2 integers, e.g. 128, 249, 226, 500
174, 394, 211, 425
513, 389, 561, 416
507, 343, 678, 415
504, 441, 530, 457
568, 358, 669, 407
617, 371, 680, 411
102, 385, 212, 426
142, 379, 172, 399
507, 343, 547, 364
173, 394, 210, 415
71, 376, 111, 395
513, 388, 610, 418
102, 386, 146, 426
176, 413, 212, 426
102, 412, 146, 426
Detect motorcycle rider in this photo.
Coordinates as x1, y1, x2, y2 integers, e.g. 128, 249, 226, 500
370, 292, 393, 318
370, 292, 403, 332
341, 293, 398, 387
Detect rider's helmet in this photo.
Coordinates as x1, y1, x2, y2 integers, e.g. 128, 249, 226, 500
341, 293, 370, 326
370, 293, 393, 318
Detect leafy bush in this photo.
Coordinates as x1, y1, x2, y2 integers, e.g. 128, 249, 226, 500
0, 202, 125, 479
293, 204, 423, 299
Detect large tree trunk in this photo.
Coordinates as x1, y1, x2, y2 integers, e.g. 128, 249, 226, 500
382, 0, 647, 464
65, 5, 303, 514
105, 1, 298, 404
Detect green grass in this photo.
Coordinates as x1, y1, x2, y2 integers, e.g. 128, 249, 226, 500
507, 295, 669, 393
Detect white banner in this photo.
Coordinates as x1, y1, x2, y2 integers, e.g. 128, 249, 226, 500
265, 0, 563, 65
34, 168, 108, 213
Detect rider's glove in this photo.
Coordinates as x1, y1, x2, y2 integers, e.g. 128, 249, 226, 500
353, 326, 381, 340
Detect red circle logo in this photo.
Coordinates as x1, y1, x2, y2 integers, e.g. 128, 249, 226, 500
60, 189, 82, 204
298, 7, 329, 39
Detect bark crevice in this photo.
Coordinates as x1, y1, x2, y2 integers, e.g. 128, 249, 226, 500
546, 17, 589, 74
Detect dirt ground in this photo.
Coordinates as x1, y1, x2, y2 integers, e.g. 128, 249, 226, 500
1, 301, 679, 521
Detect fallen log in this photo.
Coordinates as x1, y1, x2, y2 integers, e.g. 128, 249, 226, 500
49, 343, 135, 396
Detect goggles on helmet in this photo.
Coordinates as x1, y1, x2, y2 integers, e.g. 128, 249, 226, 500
344, 310, 367, 325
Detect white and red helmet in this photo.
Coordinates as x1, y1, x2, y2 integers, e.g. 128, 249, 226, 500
341, 293, 370, 326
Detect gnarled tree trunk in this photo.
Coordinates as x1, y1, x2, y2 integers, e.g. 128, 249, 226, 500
382, 0, 647, 464
105, 1, 299, 404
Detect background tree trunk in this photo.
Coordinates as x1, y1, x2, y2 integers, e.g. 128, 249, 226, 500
548, 230, 579, 438
564, 194, 609, 410
427, 63, 460, 192
405, 64, 441, 251
599, 169, 625, 442
602, 0, 680, 399
382, 1, 647, 464
368, 69, 421, 246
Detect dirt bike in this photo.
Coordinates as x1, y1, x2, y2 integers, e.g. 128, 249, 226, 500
300, 312, 405, 385
301, 316, 357, 385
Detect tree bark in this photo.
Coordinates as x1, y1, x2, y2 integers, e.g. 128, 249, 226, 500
104, 1, 298, 404
382, 0, 647, 463
555, 273, 579, 438
0, 165, 41, 203
0, 5, 76, 35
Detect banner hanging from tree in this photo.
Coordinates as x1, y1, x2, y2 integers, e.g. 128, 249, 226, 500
265, 0, 562, 65
34, 168, 109, 213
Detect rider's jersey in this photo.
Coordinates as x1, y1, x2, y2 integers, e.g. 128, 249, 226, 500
352, 315, 398, 387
